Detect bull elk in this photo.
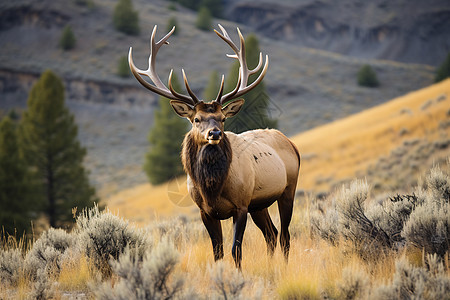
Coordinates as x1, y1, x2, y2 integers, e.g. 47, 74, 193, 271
129, 24, 300, 268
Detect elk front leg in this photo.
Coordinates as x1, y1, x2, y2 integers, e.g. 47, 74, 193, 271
201, 210, 224, 261
232, 208, 248, 269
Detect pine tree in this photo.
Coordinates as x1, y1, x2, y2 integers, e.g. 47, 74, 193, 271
224, 34, 277, 133
434, 52, 450, 83
203, 70, 220, 101
113, 0, 140, 35
144, 73, 189, 185
20, 70, 97, 228
59, 25, 76, 50
0, 116, 36, 236
167, 16, 179, 35
195, 6, 212, 31
201, 0, 222, 18
117, 56, 130, 78
357, 64, 380, 87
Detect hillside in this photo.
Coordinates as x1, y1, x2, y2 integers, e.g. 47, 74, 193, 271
0, 0, 438, 196
106, 79, 450, 224
226, 0, 450, 66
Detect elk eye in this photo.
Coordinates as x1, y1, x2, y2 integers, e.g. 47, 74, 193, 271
222, 118, 226, 122
194, 118, 200, 123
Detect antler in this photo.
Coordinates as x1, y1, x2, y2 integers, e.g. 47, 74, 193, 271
214, 24, 269, 105
128, 25, 199, 106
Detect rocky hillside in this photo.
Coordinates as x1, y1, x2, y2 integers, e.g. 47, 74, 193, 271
0, 0, 437, 196
225, 0, 450, 66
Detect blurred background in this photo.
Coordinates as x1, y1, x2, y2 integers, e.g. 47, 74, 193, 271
0, 0, 449, 229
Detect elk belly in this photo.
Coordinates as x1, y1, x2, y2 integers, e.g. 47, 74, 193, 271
250, 150, 287, 206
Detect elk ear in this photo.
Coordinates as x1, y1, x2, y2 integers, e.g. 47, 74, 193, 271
170, 100, 194, 118
222, 99, 244, 118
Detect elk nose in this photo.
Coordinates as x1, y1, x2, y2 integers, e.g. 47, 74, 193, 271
208, 130, 222, 140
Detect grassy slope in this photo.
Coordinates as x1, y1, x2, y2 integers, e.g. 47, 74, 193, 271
106, 79, 450, 224
294, 78, 450, 194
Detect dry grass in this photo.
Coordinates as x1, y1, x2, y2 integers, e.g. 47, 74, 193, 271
292, 78, 450, 194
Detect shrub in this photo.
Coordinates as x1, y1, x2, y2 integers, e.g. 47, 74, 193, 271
117, 55, 130, 78
357, 64, 379, 87
195, 6, 212, 31
0, 248, 24, 285
336, 180, 391, 258
25, 228, 74, 278
93, 239, 185, 299
167, 16, 178, 35
401, 166, 450, 258
372, 255, 450, 299
76, 205, 149, 275
113, 0, 140, 35
208, 261, 247, 299
434, 52, 450, 83
59, 25, 76, 50
336, 267, 368, 300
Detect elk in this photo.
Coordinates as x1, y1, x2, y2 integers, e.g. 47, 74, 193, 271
129, 24, 300, 268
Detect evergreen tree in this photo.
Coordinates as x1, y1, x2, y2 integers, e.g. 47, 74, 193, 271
20, 70, 97, 228
357, 64, 380, 87
167, 16, 179, 35
195, 6, 212, 31
201, 0, 222, 18
59, 25, 76, 50
113, 0, 140, 35
144, 73, 188, 185
203, 70, 220, 101
434, 52, 450, 83
0, 116, 36, 236
224, 34, 277, 133
117, 55, 130, 78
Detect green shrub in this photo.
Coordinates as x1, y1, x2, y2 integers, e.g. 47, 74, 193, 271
167, 16, 178, 35
113, 0, 140, 35
117, 55, 130, 78
59, 25, 76, 50
357, 64, 379, 87
435, 52, 450, 83
195, 6, 212, 31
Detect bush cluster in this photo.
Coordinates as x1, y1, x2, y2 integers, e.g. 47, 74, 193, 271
357, 64, 379, 87
312, 162, 450, 259
76, 205, 149, 274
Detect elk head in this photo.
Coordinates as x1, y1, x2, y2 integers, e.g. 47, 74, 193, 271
128, 24, 269, 145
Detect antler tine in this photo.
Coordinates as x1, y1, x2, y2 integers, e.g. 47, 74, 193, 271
168, 70, 196, 105
214, 24, 269, 104
129, 25, 195, 105
214, 75, 225, 103
221, 71, 242, 104
182, 69, 199, 104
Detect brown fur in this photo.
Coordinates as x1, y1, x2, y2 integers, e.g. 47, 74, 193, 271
182, 130, 232, 207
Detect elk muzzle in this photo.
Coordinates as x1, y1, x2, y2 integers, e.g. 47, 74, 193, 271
206, 129, 222, 145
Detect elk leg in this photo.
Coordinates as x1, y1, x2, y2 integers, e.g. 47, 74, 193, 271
277, 189, 295, 261
201, 211, 224, 261
250, 208, 278, 255
232, 208, 248, 269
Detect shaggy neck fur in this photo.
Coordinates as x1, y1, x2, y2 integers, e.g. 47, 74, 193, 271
182, 131, 232, 205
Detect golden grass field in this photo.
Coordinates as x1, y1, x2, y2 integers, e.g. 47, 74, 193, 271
106, 78, 450, 225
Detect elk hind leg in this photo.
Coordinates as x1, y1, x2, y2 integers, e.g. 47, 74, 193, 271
250, 208, 278, 255
277, 188, 295, 260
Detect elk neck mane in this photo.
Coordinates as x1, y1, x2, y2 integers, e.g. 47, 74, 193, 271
182, 131, 232, 204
